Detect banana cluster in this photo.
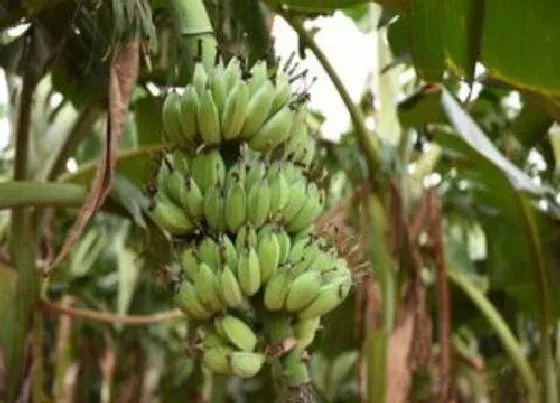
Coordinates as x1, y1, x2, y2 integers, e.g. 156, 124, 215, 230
162, 59, 315, 162
149, 148, 325, 236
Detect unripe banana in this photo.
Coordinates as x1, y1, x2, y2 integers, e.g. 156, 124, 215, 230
203, 329, 230, 349
224, 57, 242, 92
215, 314, 257, 352
203, 184, 226, 232
282, 161, 305, 185
150, 194, 194, 234
245, 161, 266, 192
221, 81, 250, 140
192, 62, 208, 95
241, 81, 276, 139
198, 89, 221, 146
208, 65, 228, 116
247, 178, 270, 228
180, 86, 199, 144
248, 106, 295, 153
191, 150, 226, 194
193, 262, 223, 313
256, 227, 280, 283
198, 237, 221, 270
285, 184, 323, 233
230, 352, 266, 378
161, 170, 185, 207
285, 271, 322, 312
225, 176, 247, 233
219, 234, 238, 272
281, 180, 307, 224
264, 269, 291, 311
267, 162, 289, 214
174, 280, 212, 320
248, 60, 268, 95
219, 265, 243, 308
291, 244, 322, 276
275, 228, 291, 265
271, 71, 291, 113
162, 92, 185, 146
283, 116, 308, 160
298, 276, 352, 320
180, 245, 199, 281
237, 246, 261, 296
181, 176, 204, 220
297, 136, 316, 168
287, 236, 313, 264
293, 317, 321, 347
236, 224, 258, 250
202, 348, 231, 374
170, 149, 191, 176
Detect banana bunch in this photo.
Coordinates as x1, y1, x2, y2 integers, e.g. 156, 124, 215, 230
162, 58, 316, 159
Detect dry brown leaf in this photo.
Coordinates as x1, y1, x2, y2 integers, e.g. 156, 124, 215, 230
46, 39, 139, 274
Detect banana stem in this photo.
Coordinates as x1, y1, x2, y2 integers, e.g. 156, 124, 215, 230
262, 312, 294, 345
281, 345, 309, 387
0, 182, 89, 209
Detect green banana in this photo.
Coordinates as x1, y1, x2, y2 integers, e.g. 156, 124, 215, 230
221, 81, 250, 140
281, 180, 307, 224
192, 62, 208, 95
264, 268, 291, 311
287, 236, 313, 264
271, 71, 292, 113
215, 314, 257, 351
293, 317, 321, 347
275, 228, 291, 265
219, 265, 243, 308
284, 184, 323, 232
256, 226, 280, 283
193, 262, 223, 313
150, 194, 194, 234
162, 92, 185, 146
267, 162, 289, 213
180, 245, 199, 281
291, 244, 322, 276
236, 224, 258, 250
247, 60, 268, 95
285, 271, 322, 312
237, 246, 261, 296
230, 352, 266, 378
248, 106, 295, 152
282, 161, 305, 185
174, 280, 212, 320
241, 81, 276, 139
245, 160, 266, 192
202, 348, 231, 374
208, 65, 228, 116
219, 234, 238, 272
179, 86, 199, 144
283, 115, 308, 160
224, 57, 242, 92
198, 237, 221, 270
181, 176, 204, 220
198, 89, 221, 146
191, 150, 225, 194
203, 184, 226, 232
170, 149, 191, 176
225, 175, 247, 233
161, 169, 185, 206
246, 178, 270, 228
298, 276, 352, 320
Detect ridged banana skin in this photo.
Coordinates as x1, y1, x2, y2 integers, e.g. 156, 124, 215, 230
215, 314, 257, 352
245, 161, 266, 192
198, 89, 221, 146
198, 237, 221, 270
180, 246, 199, 282
181, 177, 204, 219
225, 178, 247, 233
291, 245, 321, 276
221, 81, 250, 140
192, 62, 208, 95
247, 179, 270, 228
287, 236, 313, 264
150, 194, 194, 234
191, 150, 225, 195
256, 228, 280, 283
247, 60, 268, 95
219, 265, 243, 308
237, 247, 261, 296
170, 149, 191, 176
284, 186, 323, 233
209, 66, 228, 116
283, 118, 308, 161
236, 224, 258, 250
264, 269, 291, 311
202, 348, 231, 374
271, 72, 292, 113
224, 57, 242, 92
283, 162, 305, 185
229, 352, 266, 378
293, 317, 321, 347
281, 181, 307, 224
203, 184, 226, 232
161, 170, 185, 206
275, 228, 291, 265
179, 86, 199, 144
220, 234, 238, 273
297, 277, 352, 320
241, 81, 276, 139
297, 136, 316, 167
248, 107, 294, 152
174, 280, 212, 320
284, 271, 322, 312
162, 92, 185, 146
267, 166, 289, 213
193, 263, 224, 313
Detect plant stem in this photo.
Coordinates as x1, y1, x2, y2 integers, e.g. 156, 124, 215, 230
0, 182, 89, 209
281, 13, 382, 188
447, 269, 539, 402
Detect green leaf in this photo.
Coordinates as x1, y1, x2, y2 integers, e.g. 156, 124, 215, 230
511, 95, 554, 148
134, 95, 165, 147
481, 0, 560, 96
398, 85, 448, 127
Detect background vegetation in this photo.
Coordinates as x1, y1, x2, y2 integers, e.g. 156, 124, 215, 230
1, 0, 560, 402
